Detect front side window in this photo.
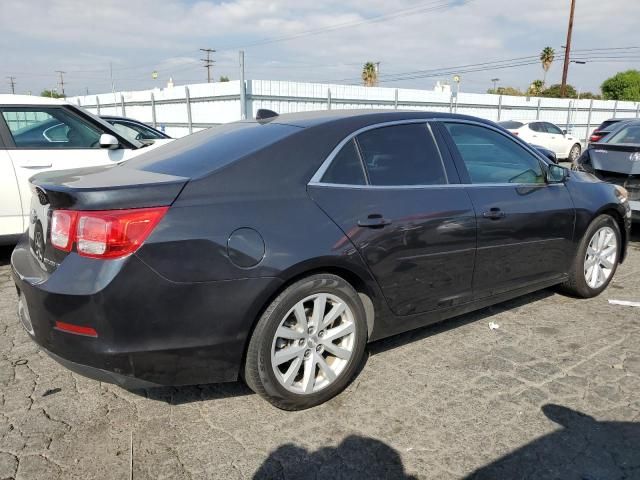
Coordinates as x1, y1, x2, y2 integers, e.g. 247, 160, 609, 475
1, 107, 103, 149
545, 123, 564, 135
445, 123, 545, 185
110, 120, 164, 141
356, 123, 447, 186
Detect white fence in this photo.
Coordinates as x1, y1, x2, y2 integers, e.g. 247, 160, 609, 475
70, 80, 640, 142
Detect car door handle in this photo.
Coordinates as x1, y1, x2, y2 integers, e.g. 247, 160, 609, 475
482, 208, 506, 220
358, 214, 391, 228
17, 160, 52, 169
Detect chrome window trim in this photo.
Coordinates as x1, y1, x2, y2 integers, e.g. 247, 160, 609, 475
309, 117, 552, 188
310, 182, 560, 190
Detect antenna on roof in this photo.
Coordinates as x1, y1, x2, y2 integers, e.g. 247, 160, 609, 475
256, 109, 278, 124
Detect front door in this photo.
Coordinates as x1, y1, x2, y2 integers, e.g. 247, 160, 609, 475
0, 106, 130, 228
442, 121, 575, 298
309, 122, 477, 316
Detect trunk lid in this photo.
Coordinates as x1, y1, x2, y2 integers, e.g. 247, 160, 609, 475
589, 144, 640, 175
27, 163, 188, 273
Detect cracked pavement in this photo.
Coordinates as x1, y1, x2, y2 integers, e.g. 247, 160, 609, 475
1, 233, 639, 480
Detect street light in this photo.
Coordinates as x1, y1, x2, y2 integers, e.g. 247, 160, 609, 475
571, 60, 587, 64
491, 78, 500, 91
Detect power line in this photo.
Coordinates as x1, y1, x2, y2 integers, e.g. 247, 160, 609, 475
200, 48, 216, 83
6, 76, 16, 94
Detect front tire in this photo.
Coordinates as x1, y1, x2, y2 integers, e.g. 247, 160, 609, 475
561, 215, 621, 298
244, 274, 368, 410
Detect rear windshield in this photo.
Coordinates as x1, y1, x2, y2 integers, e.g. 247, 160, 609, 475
125, 122, 301, 178
603, 124, 640, 145
598, 120, 619, 131
497, 121, 524, 129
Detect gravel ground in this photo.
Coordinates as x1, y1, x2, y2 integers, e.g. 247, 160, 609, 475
1, 232, 639, 480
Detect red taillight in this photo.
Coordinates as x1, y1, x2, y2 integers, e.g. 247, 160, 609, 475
51, 207, 168, 259
51, 210, 78, 251
54, 321, 98, 337
512, 131, 519, 136
589, 134, 602, 142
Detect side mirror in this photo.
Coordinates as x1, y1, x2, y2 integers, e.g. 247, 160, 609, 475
99, 133, 120, 149
547, 164, 568, 183
562, 129, 567, 135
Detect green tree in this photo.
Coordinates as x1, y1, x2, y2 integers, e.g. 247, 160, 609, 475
540, 47, 555, 87
40, 89, 64, 98
361, 62, 378, 87
219, 75, 230, 82
528, 79, 545, 96
601, 70, 640, 101
487, 86, 524, 96
541, 83, 578, 98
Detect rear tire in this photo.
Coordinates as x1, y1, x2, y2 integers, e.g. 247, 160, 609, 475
560, 214, 621, 298
568, 143, 581, 162
244, 274, 367, 410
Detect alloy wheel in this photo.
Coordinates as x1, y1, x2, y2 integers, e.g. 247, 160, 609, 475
569, 145, 581, 162
270, 293, 356, 394
584, 226, 618, 289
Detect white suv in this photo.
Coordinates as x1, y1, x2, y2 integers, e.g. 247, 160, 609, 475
0, 95, 170, 244
498, 120, 582, 161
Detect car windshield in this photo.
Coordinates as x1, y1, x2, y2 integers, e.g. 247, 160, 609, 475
603, 124, 640, 145
497, 121, 524, 129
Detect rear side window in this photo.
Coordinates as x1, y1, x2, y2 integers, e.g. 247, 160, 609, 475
445, 123, 545, 185
321, 139, 366, 185
356, 124, 447, 186
529, 122, 546, 133
498, 121, 524, 129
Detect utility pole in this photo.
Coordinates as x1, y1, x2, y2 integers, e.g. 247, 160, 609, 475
7, 76, 16, 94
560, 0, 576, 98
239, 50, 246, 120
200, 48, 216, 83
55, 70, 66, 96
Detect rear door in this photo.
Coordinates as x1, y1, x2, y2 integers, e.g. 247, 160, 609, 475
441, 121, 575, 298
0, 106, 134, 230
309, 121, 477, 316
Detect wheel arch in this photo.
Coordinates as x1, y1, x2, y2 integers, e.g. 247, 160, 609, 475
595, 206, 628, 263
239, 259, 382, 379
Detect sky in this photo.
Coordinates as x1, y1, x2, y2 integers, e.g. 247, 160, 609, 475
1, 0, 639, 97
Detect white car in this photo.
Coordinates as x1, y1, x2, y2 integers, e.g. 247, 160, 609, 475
498, 121, 582, 162
0, 95, 172, 244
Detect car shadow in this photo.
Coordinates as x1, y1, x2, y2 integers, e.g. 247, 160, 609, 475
253, 435, 418, 480
0, 245, 13, 267
465, 404, 640, 479
137, 380, 254, 405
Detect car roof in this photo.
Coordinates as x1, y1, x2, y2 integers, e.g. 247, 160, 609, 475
266, 109, 495, 129
0, 94, 68, 106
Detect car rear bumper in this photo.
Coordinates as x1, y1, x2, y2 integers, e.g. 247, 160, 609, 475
11, 235, 282, 387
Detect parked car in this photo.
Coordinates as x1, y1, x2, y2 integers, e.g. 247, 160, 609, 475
530, 144, 557, 163
574, 119, 640, 221
589, 118, 634, 144
0, 95, 170, 245
101, 115, 172, 145
498, 120, 582, 161
12, 110, 630, 410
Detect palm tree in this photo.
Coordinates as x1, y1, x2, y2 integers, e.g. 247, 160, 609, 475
540, 47, 555, 88
362, 62, 378, 87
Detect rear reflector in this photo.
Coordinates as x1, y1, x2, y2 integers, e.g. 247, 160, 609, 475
54, 321, 98, 338
51, 207, 168, 259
